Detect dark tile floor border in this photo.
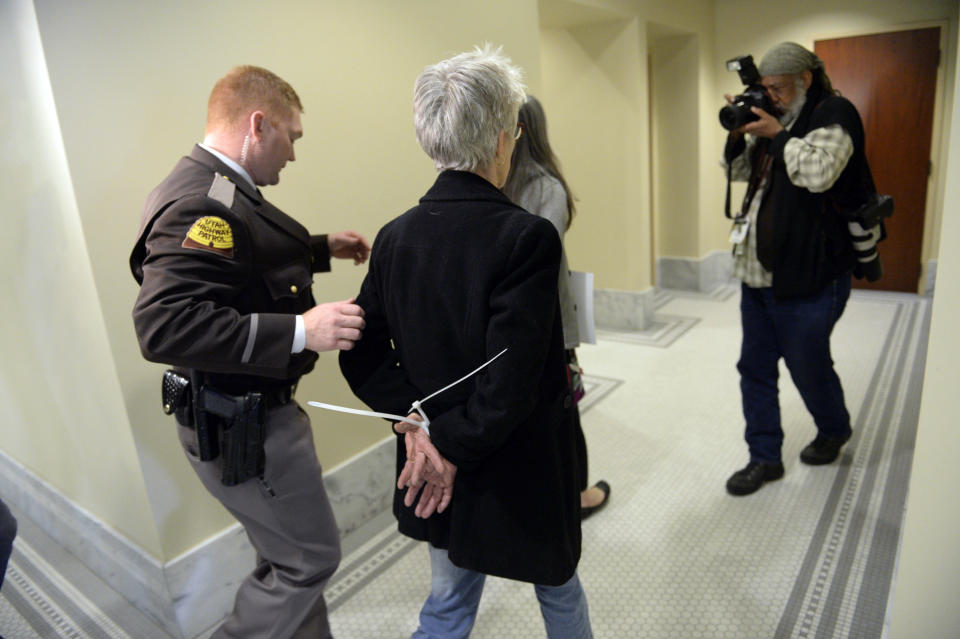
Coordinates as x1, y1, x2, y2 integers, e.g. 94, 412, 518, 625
775, 294, 929, 638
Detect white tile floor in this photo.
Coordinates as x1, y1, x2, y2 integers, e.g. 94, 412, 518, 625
326, 285, 928, 638
0, 285, 929, 639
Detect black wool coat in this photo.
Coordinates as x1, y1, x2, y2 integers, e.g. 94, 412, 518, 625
339, 170, 582, 586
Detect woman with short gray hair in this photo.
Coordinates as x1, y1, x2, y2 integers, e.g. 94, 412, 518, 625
340, 45, 593, 638
414, 44, 526, 175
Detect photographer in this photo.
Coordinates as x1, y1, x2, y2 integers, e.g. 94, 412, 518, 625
722, 42, 865, 496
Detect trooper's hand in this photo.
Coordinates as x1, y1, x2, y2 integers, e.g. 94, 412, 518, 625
303, 299, 365, 352
327, 230, 371, 264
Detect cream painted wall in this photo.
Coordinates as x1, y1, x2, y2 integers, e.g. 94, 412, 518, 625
713, 0, 960, 283
540, 19, 650, 292
0, 0, 160, 555
9, 0, 959, 585
29, 0, 543, 559
650, 32, 700, 259
537, 0, 717, 292
887, 33, 960, 638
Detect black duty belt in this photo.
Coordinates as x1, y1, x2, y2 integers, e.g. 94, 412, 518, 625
196, 383, 296, 441
203, 383, 297, 412
201, 376, 298, 406
260, 383, 297, 407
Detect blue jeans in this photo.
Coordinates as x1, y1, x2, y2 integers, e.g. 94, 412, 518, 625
413, 545, 592, 639
737, 276, 852, 463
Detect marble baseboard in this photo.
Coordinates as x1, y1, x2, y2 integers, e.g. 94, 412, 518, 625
164, 523, 250, 638
324, 434, 396, 541
593, 287, 656, 331
0, 449, 181, 637
657, 250, 734, 293
925, 259, 936, 296
0, 433, 398, 639
168, 434, 396, 638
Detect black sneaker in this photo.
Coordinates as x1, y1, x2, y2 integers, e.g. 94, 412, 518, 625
725, 461, 785, 496
800, 431, 852, 465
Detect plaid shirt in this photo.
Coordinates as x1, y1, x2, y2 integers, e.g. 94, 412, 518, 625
726, 122, 853, 288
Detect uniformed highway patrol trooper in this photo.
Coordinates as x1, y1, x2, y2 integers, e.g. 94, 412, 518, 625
130, 65, 369, 639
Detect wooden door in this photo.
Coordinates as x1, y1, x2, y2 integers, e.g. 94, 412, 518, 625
815, 28, 940, 293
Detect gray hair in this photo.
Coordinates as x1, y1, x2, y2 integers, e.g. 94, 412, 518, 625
759, 41, 837, 96
759, 42, 823, 77
413, 44, 526, 171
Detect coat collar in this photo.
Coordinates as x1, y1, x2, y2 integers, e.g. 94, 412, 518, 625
420, 170, 515, 206
189, 145, 310, 243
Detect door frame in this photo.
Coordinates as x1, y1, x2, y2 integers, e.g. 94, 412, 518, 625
812, 20, 954, 294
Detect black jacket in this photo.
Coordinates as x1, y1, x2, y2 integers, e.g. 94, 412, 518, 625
130, 145, 331, 388
339, 170, 581, 585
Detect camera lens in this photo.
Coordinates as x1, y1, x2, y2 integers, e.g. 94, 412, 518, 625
719, 102, 755, 131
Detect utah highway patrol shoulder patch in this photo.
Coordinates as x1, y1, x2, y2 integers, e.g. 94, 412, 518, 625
182, 216, 235, 258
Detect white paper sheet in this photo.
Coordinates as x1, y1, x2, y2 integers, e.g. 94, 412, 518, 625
570, 270, 596, 344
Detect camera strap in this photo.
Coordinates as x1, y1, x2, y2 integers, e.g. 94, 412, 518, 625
727, 140, 772, 221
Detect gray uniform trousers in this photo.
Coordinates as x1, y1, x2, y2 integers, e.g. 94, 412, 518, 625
178, 401, 341, 639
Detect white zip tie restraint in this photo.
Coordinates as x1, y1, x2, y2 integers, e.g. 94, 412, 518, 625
308, 348, 508, 437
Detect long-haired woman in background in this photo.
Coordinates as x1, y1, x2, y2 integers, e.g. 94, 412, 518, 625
503, 95, 610, 519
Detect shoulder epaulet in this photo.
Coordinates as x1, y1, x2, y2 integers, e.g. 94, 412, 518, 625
207, 172, 236, 209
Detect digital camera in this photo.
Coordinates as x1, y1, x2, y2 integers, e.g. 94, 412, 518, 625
719, 55, 775, 131
844, 194, 894, 282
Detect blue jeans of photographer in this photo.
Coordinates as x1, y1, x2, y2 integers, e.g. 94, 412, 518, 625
738, 274, 853, 463
413, 544, 592, 639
